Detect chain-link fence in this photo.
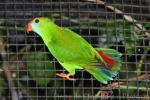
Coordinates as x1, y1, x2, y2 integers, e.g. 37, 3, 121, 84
0, 0, 149, 100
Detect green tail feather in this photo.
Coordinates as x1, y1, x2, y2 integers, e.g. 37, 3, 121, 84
85, 48, 122, 84
85, 67, 113, 84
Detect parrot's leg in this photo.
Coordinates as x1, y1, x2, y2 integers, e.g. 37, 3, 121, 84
57, 62, 82, 80
56, 73, 76, 80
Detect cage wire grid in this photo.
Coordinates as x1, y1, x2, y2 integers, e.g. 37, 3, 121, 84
0, 0, 149, 100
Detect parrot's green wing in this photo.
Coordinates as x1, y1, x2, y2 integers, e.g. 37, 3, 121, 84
48, 27, 96, 65
45, 27, 97, 75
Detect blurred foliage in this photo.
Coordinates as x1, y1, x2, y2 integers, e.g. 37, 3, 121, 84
92, 19, 144, 55
144, 23, 150, 29
0, 78, 4, 96
22, 51, 55, 87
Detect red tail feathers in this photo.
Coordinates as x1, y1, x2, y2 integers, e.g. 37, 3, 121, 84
96, 50, 114, 67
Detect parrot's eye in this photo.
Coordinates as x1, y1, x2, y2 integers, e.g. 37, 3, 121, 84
35, 19, 39, 23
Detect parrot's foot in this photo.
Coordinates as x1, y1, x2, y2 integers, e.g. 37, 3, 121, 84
56, 73, 76, 80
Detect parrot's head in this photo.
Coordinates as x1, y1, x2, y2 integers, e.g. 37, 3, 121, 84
26, 17, 52, 36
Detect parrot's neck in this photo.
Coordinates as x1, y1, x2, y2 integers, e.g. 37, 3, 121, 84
40, 22, 62, 46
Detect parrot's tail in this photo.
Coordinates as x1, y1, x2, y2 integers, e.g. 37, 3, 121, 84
96, 48, 122, 71
85, 48, 122, 84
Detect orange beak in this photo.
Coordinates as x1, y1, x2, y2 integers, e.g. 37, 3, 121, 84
26, 20, 33, 33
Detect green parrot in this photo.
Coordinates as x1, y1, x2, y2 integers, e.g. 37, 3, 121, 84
26, 17, 122, 84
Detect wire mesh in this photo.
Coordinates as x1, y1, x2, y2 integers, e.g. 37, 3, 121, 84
0, 0, 149, 100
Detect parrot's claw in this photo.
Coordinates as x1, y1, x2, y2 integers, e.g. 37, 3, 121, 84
56, 73, 76, 81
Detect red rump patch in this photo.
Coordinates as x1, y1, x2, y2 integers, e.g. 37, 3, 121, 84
96, 50, 114, 67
